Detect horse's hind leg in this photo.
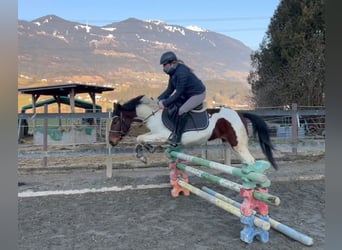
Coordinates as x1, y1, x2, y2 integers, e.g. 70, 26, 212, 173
232, 143, 256, 166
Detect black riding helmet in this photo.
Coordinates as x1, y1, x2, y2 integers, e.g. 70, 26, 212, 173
160, 51, 177, 65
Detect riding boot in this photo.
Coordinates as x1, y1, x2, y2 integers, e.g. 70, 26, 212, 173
168, 113, 188, 146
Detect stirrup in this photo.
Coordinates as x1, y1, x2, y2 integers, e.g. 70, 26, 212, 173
167, 132, 179, 146
167, 135, 177, 144
168, 132, 175, 140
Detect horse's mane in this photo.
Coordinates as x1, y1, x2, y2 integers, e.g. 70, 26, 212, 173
139, 95, 159, 109
120, 95, 145, 111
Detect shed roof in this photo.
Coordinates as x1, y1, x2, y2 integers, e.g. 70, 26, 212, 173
20, 96, 102, 113
18, 83, 114, 96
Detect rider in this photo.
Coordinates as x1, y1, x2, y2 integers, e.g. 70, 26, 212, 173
157, 51, 206, 146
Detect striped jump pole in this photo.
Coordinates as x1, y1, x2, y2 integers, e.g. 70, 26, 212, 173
202, 186, 314, 246
178, 180, 271, 231
176, 163, 280, 206
168, 151, 269, 184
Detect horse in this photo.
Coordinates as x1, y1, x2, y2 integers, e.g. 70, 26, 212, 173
108, 95, 278, 170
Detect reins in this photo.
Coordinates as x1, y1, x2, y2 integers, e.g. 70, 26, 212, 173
141, 108, 160, 123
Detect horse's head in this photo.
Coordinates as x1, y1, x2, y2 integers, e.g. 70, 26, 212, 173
108, 95, 145, 146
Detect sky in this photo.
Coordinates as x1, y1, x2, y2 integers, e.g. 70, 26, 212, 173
18, 0, 281, 50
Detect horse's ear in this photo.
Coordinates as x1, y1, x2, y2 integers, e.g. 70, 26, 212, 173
140, 95, 150, 104
113, 102, 121, 110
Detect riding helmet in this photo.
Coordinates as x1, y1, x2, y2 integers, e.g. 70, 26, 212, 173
160, 51, 177, 65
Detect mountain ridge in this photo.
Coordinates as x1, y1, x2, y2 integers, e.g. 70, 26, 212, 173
18, 15, 254, 108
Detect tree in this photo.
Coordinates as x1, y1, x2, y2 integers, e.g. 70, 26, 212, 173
248, 0, 325, 107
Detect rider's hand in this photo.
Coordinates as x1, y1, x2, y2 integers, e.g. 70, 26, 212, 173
158, 100, 165, 109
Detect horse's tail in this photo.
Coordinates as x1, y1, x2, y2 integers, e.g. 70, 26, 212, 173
241, 112, 278, 170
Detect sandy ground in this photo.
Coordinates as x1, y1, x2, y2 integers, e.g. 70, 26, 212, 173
18, 139, 325, 250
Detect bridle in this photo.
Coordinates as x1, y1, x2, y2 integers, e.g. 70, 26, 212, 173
109, 112, 128, 136
110, 107, 160, 136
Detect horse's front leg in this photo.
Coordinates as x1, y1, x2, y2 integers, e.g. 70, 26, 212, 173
135, 132, 169, 163
135, 144, 147, 164
143, 143, 155, 153
142, 143, 166, 154
137, 132, 168, 146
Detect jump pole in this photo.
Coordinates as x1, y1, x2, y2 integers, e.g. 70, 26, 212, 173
201, 186, 314, 246
176, 163, 280, 206
168, 151, 269, 184
168, 148, 276, 244
178, 180, 270, 231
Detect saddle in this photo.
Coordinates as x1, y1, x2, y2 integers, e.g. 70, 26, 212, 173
161, 103, 209, 132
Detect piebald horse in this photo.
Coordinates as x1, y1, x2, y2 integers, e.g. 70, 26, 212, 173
108, 95, 277, 170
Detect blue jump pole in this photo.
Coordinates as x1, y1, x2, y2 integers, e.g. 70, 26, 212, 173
202, 186, 314, 246
178, 180, 270, 231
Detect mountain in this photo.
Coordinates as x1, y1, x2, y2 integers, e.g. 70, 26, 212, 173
18, 15, 254, 108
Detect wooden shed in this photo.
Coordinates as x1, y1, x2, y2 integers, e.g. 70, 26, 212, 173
18, 83, 114, 144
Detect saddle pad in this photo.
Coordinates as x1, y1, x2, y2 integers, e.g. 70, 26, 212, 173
161, 109, 209, 132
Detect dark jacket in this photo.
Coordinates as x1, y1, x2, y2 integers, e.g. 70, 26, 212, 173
158, 63, 206, 107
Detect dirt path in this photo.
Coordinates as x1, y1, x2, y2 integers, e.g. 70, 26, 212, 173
18, 181, 325, 250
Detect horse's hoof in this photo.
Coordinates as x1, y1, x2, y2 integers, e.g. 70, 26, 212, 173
139, 156, 148, 164
135, 144, 143, 152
